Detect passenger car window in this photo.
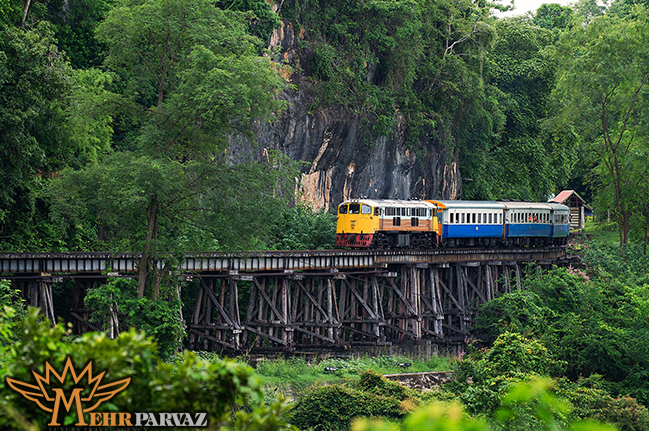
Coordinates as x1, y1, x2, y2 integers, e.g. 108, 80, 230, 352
339, 204, 348, 214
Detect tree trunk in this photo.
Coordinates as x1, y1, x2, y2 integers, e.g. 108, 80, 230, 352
138, 194, 158, 298
20, 0, 32, 27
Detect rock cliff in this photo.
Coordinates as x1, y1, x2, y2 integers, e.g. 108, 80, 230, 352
232, 21, 461, 212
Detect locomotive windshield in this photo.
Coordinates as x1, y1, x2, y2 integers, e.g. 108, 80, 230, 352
349, 203, 361, 214
339, 204, 348, 214
361, 205, 371, 214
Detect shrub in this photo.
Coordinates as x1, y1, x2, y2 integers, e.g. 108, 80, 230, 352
557, 378, 649, 431
357, 370, 413, 401
474, 289, 553, 339
292, 384, 405, 431
84, 278, 185, 359
0, 308, 292, 430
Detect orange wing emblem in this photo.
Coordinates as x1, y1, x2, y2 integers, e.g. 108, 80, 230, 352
6, 357, 131, 426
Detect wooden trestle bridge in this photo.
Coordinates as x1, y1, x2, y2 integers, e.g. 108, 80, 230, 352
0, 247, 572, 351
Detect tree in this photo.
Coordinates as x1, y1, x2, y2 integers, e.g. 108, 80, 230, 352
475, 18, 561, 200
47, 0, 115, 68
50, 0, 287, 297
627, 148, 649, 254
533, 3, 574, 31
0, 22, 77, 250
555, 10, 649, 244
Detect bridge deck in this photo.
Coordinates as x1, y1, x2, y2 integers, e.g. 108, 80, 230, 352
0, 247, 567, 275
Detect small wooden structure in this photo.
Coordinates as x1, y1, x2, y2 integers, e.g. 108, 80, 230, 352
550, 190, 590, 230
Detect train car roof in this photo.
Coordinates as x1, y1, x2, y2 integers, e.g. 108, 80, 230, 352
339, 199, 437, 208
497, 201, 566, 211
546, 203, 570, 212
427, 200, 506, 210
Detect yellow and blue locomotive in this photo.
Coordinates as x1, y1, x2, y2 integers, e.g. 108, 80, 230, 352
336, 198, 570, 248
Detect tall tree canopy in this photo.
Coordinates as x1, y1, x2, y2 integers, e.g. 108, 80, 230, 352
0, 22, 75, 248
476, 18, 562, 200
49, 0, 288, 297
555, 8, 649, 244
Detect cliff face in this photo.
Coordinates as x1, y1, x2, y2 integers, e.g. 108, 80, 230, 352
233, 21, 461, 212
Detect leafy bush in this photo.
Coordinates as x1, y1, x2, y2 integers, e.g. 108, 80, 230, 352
557, 378, 649, 431
352, 378, 617, 431
0, 279, 26, 347
482, 332, 557, 377
474, 289, 553, 339
291, 383, 406, 431
476, 261, 649, 406
0, 308, 292, 430
266, 203, 336, 250
357, 370, 413, 402
450, 332, 565, 415
84, 278, 185, 359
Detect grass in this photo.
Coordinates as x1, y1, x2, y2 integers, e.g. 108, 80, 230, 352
570, 220, 620, 252
250, 355, 456, 396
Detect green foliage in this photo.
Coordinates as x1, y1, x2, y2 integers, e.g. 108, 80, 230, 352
474, 18, 564, 200
84, 278, 185, 359
47, 0, 115, 68
476, 252, 649, 407
533, 4, 575, 31
450, 332, 562, 416
358, 370, 413, 402
215, 0, 281, 41
291, 379, 407, 431
0, 0, 20, 25
484, 332, 555, 376
0, 22, 77, 251
474, 289, 553, 339
64, 68, 115, 164
283, 0, 500, 153
96, 0, 284, 157
0, 308, 292, 430
0, 279, 26, 364
266, 203, 336, 250
554, 9, 649, 243
44, 0, 292, 295
352, 378, 617, 431
557, 378, 649, 431
254, 355, 455, 394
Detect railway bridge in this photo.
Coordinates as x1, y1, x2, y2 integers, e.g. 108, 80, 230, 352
0, 247, 573, 351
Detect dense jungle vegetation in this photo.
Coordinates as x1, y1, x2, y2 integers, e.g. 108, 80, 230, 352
2, 0, 649, 429
4, 230, 649, 430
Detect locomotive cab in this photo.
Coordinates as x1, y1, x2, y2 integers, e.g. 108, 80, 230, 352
336, 201, 378, 247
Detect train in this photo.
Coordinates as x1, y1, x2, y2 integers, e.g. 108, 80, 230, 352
335, 199, 570, 248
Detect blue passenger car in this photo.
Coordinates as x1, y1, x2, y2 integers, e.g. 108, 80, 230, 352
428, 200, 506, 246
499, 201, 569, 246
501, 202, 552, 238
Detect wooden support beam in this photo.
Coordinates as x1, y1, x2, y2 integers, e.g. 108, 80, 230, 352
70, 312, 102, 332
243, 325, 288, 346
